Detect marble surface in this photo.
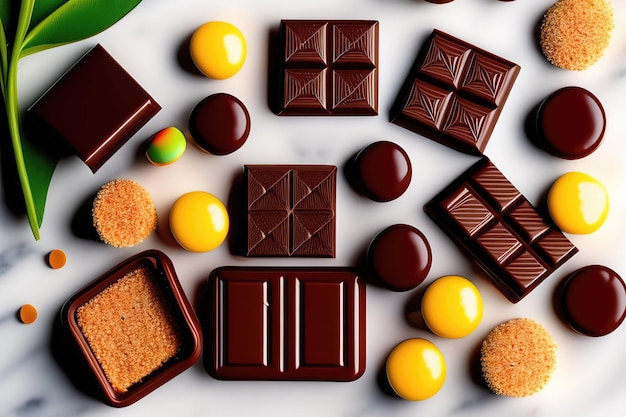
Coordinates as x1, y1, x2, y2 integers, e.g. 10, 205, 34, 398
2, 0, 626, 415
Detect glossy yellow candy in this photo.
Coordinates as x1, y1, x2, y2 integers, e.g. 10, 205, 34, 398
170, 192, 229, 252
386, 338, 446, 401
190, 21, 246, 79
421, 275, 483, 338
548, 171, 609, 234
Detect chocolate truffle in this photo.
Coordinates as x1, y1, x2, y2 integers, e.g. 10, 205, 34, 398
353, 141, 412, 202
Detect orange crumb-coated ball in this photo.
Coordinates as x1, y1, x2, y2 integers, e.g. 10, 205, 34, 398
92, 179, 157, 248
481, 318, 557, 397
19, 304, 38, 324
47, 249, 67, 269
540, 0, 614, 71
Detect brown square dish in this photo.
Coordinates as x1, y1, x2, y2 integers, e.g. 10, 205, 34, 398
60, 250, 201, 407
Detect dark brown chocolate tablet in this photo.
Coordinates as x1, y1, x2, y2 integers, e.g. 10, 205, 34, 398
189, 93, 251, 155
367, 224, 432, 291
275, 20, 378, 116
353, 141, 412, 202
559, 265, 626, 337
424, 158, 577, 303
28, 44, 161, 172
245, 165, 336, 257
391, 30, 520, 155
206, 266, 366, 381
536, 87, 605, 159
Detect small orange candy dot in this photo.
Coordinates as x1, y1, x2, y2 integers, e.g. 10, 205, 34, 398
48, 249, 67, 269
19, 304, 38, 324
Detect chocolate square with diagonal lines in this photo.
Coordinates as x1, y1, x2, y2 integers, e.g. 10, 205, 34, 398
275, 20, 378, 115
391, 30, 520, 155
245, 165, 336, 257
424, 158, 577, 303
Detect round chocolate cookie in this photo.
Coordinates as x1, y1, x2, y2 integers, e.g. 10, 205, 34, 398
536, 86, 605, 159
353, 141, 412, 202
559, 265, 626, 336
189, 93, 251, 155
367, 224, 431, 291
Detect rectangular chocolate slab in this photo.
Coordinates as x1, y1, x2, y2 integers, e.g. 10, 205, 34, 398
424, 158, 577, 303
206, 267, 365, 381
246, 165, 336, 257
275, 20, 378, 115
28, 44, 161, 172
391, 29, 520, 155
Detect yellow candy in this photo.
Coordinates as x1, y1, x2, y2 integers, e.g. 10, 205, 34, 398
386, 338, 446, 401
190, 21, 246, 80
421, 275, 483, 338
548, 171, 609, 234
146, 127, 186, 166
170, 192, 229, 252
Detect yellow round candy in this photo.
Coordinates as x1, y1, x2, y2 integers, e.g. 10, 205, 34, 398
190, 21, 246, 79
421, 275, 483, 338
170, 192, 229, 252
548, 171, 609, 234
386, 338, 446, 401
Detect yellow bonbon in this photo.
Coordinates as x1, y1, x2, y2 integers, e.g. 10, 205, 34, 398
170, 192, 229, 252
386, 338, 446, 401
190, 21, 246, 80
422, 275, 483, 338
548, 171, 608, 234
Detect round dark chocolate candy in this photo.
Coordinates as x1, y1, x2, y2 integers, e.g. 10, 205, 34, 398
424, 0, 455, 3
367, 224, 432, 291
560, 265, 626, 337
354, 141, 411, 202
536, 86, 605, 159
189, 93, 250, 155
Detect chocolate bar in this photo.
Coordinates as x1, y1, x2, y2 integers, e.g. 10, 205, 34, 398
424, 158, 577, 303
391, 30, 520, 155
28, 44, 161, 172
205, 266, 366, 381
275, 20, 378, 115
245, 165, 336, 257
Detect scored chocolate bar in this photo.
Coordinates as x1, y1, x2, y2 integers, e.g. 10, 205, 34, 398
205, 266, 366, 381
391, 29, 520, 155
424, 158, 577, 303
275, 20, 379, 116
245, 165, 336, 257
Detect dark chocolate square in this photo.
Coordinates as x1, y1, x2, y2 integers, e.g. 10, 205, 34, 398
205, 267, 366, 381
391, 30, 520, 155
424, 158, 577, 303
28, 44, 161, 172
246, 165, 336, 257
275, 20, 378, 116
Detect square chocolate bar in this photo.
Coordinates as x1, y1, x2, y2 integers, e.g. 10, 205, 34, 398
275, 20, 378, 115
245, 165, 336, 257
28, 44, 161, 172
206, 267, 366, 381
391, 30, 520, 155
424, 158, 577, 303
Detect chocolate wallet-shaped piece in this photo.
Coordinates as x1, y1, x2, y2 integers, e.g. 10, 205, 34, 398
245, 165, 336, 257
205, 267, 366, 381
425, 158, 577, 303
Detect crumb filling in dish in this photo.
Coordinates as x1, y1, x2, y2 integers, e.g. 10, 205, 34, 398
76, 266, 182, 393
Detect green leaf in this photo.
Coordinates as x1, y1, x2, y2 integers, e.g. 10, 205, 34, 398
30, 0, 69, 31
21, 132, 58, 227
20, 0, 142, 58
0, 1, 10, 30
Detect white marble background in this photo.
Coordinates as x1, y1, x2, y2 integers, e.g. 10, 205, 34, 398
2, 0, 626, 415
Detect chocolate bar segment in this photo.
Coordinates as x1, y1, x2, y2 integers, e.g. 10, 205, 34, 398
206, 267, 365, 381
28, 44, 161, 172
246, 165, 336, 257
276, 20, 378, 116
424, 158, 577, 303
391, 30, 520, 155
